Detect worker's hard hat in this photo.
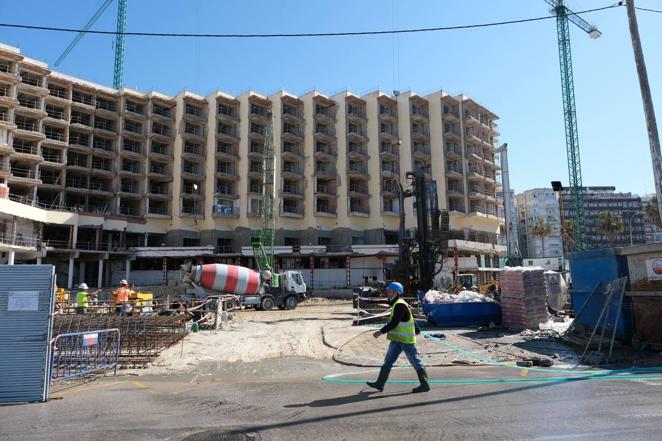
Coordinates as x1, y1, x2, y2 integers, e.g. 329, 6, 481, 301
79, 283, 89, 290
119, 279, 128, 286
261, 270, 273, 281
385, 282, 404, 295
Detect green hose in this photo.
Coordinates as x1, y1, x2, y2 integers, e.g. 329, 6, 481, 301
322, 331, 662, 385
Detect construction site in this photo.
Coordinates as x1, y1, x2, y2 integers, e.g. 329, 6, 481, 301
2, 1, 662, 440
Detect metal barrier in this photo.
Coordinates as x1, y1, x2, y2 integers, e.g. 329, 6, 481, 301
50, 328, 120, 381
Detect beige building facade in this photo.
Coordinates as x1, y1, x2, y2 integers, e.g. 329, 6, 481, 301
0, 44, 505, 288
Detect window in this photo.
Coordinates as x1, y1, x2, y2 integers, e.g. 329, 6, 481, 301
284, 237, 300, 246
183, 238, 200, 247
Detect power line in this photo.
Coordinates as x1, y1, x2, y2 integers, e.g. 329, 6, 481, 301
0, 4, 623, 39
635, 6, 662, 14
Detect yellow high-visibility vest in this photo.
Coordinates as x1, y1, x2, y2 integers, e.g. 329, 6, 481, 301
387, 298, 416, 344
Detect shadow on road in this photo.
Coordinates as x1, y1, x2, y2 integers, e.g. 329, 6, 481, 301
284, 389, 411, 408
250, 379, 569, 434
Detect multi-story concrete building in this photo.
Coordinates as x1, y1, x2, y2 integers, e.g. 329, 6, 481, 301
516, 188, 563, 258
0, 44, 505, 288
562, 186, 645, 248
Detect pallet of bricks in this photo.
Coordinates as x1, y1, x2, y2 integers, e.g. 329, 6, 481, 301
500, 267, 549, 329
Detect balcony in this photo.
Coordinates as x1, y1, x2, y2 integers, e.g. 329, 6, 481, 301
12, 142, 42, 162
315, 164, 336, 179
467, 166, 484, 181
445, 144, 461, 158
182, 164, 204, 180
215, 186, 239, 199
379, 143, 398, 159
314, 105, 334, 124
282, 125, 303, 142
216, 125, 239, 142
464, 110, 482, 126
281, 186, 304, 199
410, 106, 429, 121
315, 183, 337, 198
148, 163, 170, 178
89, 180, 113, 195
347, 164, 369, 179
282, 143, 303, 159
124, 101, 147, 119
447, 185, 464, 198
349, 202, 370, 216
381, 164, 400, 178
282, 105, 302, 122
315, 125, 336, 142
443, 107, 460, 121
411, 125, 429, 139
248, 163, 264, 179
281, 204, 304, 218
119, 182, 142, 196
182, 143, 205, 161
469, 186, 485, 199
378, 104, 396, 121
123, 120, 144, 137
149, 142, 171, 158
215, 165, 239, 180
216, 143, 239, 161
348, 183, 370, 198
282, 163, 304, 179
18, 72, 48, 95
14, 118, 45, 140
17, 94, 45, 116
466, 146, 483, 161
71, 91, 94, 109
346, 106, 366, 121
47, 86, 69, 101
446, 165, 463, 177
42, 150, 64, 166
213, 203, 239, 218
347, 143, 369, 160
248, 143, 265, 158
147, 184, 170, 199
65, 176, 88, 191
91, 160, 114, 176
381, 181, 398, 197
39, 171, 62, 187
315, 143, 337, 160
120, 163, 142, 176
96, 98, 119, 115
93, 140, 116, 157
184, 104, 205, 121
0, 62, 20, 83
347, 125, 368, 142
217, 103, 239, 122
412, 144, 431, 159
93, 119, 117, 135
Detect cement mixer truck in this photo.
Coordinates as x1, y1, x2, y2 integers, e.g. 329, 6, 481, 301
182, 263, 307, 310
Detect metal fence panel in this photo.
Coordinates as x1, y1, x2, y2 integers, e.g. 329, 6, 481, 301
0, 265, 55, 403
51, 329, 120, 381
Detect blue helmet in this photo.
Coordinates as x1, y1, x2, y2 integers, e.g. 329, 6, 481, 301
386, 282, 404, 295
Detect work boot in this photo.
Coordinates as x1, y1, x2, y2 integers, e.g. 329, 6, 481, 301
366, 366, 391, 392
412, 368, 430, 393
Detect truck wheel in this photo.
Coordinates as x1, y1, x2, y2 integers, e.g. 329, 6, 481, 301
261, 297, 275, 311
285, 296, 298, 310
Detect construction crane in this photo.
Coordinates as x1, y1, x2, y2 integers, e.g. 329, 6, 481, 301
52, 0, 127, 89
251, 111, 277, 284
113, 0, 128, 89
544, 0, 601, 250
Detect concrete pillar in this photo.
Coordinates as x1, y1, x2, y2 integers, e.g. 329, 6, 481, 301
36, 256, 42, 264
67, 257, 74, 289
98, 257, 104, 288
125, 259, 131, 282
95, 228, 101, 250
79, 262, 86, 285
8, 249, 15, 265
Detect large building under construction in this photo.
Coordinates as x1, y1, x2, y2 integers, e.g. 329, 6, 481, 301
0, 44, 505, 289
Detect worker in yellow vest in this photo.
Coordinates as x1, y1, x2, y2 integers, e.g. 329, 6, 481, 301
367, 282, 430, 393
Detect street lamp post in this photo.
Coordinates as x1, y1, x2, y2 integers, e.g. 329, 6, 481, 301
629, 212, 644, 246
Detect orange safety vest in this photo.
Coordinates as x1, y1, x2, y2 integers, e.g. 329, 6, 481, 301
114, 287, 131, 303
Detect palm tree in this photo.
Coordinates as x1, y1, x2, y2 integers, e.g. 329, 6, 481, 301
531, 219, 552, 257
644, 196, 661, 227
596, 212, 624, 246
562, 219, 576, 253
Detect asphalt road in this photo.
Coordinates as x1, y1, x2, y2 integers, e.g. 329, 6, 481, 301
2, 358, 662, 441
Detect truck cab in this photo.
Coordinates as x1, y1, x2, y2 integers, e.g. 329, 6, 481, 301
258, 270, 307, 310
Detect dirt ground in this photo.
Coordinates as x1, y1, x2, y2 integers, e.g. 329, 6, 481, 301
139, 299, 582, 376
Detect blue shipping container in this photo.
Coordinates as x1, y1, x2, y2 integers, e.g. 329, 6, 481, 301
568, 248, 633, 342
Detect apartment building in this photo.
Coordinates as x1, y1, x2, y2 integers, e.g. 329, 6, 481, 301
516, 188, 563, 258
562, 187, 645, 248
0, 44, 505, 288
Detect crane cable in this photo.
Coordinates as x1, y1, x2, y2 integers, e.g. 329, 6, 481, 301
0, 4, 631, 39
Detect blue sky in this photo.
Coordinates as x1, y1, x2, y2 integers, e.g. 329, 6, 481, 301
0, 0, 660, 196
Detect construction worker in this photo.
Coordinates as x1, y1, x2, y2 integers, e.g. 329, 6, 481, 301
367, 282, 430, 393
75, 283, 99, 314
114, 279, 132, 316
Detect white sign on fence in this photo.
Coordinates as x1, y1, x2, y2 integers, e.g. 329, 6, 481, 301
7, 291, 40, 311
645, 258, 662, 281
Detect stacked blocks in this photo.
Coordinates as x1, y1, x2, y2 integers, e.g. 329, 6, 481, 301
500, 267, 549, 329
